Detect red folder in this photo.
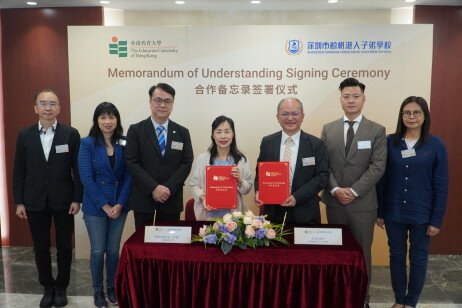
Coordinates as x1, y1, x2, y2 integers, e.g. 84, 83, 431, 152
205, 166, 238, 209
258, 162, 290, 204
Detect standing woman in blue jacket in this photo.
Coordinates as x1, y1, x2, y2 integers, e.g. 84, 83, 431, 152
79, 102, 132, 308
377, 96, 448, 308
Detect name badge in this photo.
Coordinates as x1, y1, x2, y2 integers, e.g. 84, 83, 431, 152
294, 228, 343, 245
171, 141, 183, 151
302, 157, 315, 166
55, 144, 69, 153
118, 139, 126, 146
144, 226, 191, 244
357, 140, 371, 149
401, 149, 416, 158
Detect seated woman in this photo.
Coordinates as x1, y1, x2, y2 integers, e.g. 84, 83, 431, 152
189, 115, 252, 220
78, 102, 132, 308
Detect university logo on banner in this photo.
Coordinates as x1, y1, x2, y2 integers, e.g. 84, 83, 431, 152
286, 39, 302, 55
109, 36, 128, 57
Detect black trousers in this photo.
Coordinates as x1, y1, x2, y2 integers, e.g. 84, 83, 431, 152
26, 202, 74, 290
134, 211, 180, 230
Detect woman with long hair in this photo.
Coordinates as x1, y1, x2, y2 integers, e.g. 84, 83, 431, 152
377, 96, 448, 308
78, 102, 132, 307
189, 115, 252, 220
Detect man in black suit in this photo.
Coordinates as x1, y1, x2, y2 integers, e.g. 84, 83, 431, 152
13, 89, 83, 308
125, 83, 194, 229
254, 98, 329, 225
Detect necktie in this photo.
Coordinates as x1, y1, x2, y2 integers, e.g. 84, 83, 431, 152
283, 136, 293, 187
345, 121, 355, 155
283, 136, 293, 162
156, 125, 166, 156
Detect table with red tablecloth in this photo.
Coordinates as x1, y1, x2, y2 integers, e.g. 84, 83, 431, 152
115, 221, 367, 308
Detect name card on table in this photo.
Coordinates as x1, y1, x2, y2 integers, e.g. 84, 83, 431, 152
144, 226, 192, 244
294, 228, 343, 245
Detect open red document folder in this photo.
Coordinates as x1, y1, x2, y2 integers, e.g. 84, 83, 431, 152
258, 162, 290, 204
205, 166, 237, 209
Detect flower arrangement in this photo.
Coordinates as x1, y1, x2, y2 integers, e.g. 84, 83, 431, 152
192, 210, 290, 255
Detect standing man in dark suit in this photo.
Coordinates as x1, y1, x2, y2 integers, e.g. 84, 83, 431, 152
125, 83, 194, 229
13, 89, 83, 308
321, 78, 387, 308
254, 98, 329, 225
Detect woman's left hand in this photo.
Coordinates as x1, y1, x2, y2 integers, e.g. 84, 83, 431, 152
108, 204, 123, 219
230, 166, 242, 186
427, 225, 440, 237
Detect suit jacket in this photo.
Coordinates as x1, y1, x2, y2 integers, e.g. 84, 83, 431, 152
78, 136, 132, 217
254, 130, 329, 224
13, 122, 83, 211
125, 117, 194, 214
321, 117, 387, 211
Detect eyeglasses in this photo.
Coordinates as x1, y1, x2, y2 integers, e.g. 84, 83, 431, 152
37, 101, 59, 108
279, 112, 301, 119
402, 110, 423, 118
151, 97, 173, 106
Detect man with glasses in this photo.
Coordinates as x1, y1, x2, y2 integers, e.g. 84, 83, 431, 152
13, 89, 83, 307
254, 97, 329, 225
321, 78, 387, 308
125, 83, 193, 229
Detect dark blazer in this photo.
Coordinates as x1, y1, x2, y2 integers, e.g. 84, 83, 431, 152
254, 130, 329, 224
125, 117, 193, 214
13, 122, 83, 211
78, 136, 132, 217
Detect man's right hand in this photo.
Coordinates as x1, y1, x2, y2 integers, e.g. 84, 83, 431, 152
16, 205, 27, 219
254, 191, 263, 207
333, 188, 355, 205
152, 185, 171, 203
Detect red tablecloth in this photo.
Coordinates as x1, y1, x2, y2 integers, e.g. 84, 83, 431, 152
115, 221, 367, 308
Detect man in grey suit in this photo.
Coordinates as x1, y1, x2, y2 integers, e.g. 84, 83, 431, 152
125, 83, 193, 229
255, 98, 329, 226
321, 78, 387, 308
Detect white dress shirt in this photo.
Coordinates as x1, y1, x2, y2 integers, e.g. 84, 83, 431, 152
38, 121, 57, 161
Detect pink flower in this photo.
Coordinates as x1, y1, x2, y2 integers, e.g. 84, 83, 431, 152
199, 225, 208, 237
226, 221, 238, 232
251, 219, 263, 229
245, 225, 255, 238
213, 222, 219, 231
266, 229, 276, 239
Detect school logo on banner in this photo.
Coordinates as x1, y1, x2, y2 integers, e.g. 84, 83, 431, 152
286, 39, 302, 55
109, 36, 128, 57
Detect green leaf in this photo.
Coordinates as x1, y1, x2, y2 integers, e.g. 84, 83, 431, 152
221, 242, 233, 255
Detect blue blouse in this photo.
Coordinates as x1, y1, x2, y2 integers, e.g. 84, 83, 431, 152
377, 134, 448, 228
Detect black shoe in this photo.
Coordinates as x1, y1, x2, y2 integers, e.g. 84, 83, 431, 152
106, 287, 118, 306
54, 288, 68, 307
94, 291, 108, 308
40, 287, 54, 308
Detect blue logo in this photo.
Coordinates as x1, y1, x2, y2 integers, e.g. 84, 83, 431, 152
287, 40, 302, 55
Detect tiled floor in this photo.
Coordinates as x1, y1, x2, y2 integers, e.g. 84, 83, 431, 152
0, 247, 460, 307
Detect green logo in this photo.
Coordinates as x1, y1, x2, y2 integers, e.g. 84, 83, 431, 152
109, 36, 127, 57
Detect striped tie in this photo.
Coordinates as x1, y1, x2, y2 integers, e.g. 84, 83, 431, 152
283, 136, 292, 162
283, 136, 293, 187
156, 125, 166, 156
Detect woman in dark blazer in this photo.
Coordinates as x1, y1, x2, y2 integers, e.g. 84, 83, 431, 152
78, 102, 132, 308
377, 96, 448, 308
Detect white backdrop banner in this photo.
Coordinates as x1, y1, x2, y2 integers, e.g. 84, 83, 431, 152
68, 25, 432, 258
